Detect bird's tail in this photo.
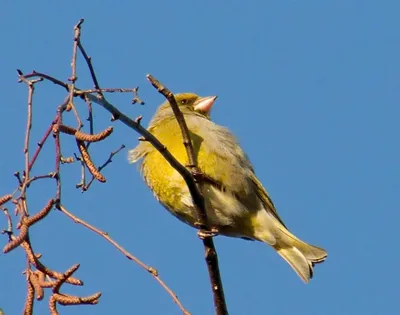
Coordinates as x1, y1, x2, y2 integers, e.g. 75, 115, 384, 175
273, 227, 327, 283
252, 209, 327, 283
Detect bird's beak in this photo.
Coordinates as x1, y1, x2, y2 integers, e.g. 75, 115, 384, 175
193, 96, 218, 114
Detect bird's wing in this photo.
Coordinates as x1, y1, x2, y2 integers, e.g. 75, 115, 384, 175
249, 172, 287, 228
128, 141, 151, 164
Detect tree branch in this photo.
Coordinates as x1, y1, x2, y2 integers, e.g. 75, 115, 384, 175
146, 74, 228, 315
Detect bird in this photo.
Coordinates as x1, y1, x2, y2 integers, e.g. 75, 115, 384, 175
128, 93, 327, 283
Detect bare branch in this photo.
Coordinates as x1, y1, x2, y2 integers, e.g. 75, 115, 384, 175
58, 204, 191, 315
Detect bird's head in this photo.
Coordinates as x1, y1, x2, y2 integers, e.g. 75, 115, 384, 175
158, 93, 218, 119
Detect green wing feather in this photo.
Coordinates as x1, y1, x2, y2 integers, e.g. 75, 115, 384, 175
249, 172, 287, 228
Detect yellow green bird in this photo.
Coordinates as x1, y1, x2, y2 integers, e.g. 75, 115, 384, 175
129, 93, 327, 283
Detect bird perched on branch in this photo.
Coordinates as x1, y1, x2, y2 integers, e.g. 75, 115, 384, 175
129, 93, 327, 283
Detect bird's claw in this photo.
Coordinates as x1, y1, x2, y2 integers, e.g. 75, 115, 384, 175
197, 228, 219, 239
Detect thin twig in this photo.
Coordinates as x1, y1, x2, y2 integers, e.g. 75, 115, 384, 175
1, 207, 14, 239
75, 87, 137, 95
26, 173, 57, 187
28, 120, 56, 172
132, 86, 145, 105
58, 204, 190, 315
54, 107, 63, 202
83, 94, 94, 149
17, 70, 43, 216
29, 71, 69, 91
83, 144, 125, 191
68, 19, 84, 129
74, 20, 103, 99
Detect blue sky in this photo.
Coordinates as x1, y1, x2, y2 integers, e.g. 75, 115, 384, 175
1, 1, 399, 314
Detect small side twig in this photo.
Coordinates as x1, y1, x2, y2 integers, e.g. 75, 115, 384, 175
28, 120, 56, 172
83, 144, 125, 191
66, 20, 84, 128
17, 70, 43, 216
75, 19, 103, 99
1, 207, 14, 238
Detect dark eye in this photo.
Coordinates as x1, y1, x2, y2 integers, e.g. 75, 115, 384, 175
180, 99, 188, 105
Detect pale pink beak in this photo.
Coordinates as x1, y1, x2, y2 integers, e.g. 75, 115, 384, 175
193, 96, 218, 113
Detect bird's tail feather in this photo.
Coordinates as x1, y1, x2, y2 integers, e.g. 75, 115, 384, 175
274, 228, 327, 283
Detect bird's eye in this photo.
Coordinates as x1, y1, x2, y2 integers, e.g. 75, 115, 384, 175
180, 99, 188, 105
